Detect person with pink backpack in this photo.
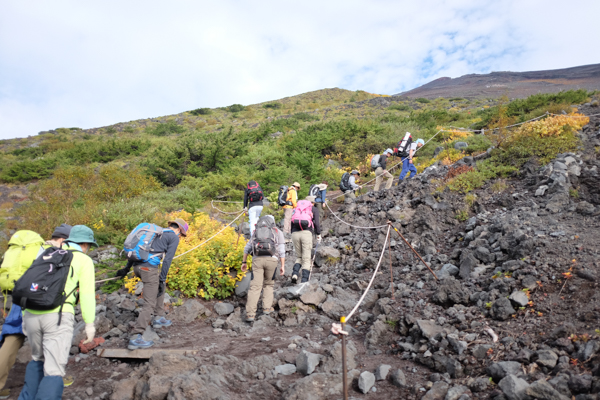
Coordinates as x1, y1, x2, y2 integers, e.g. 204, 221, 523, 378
290, 196, 321, 284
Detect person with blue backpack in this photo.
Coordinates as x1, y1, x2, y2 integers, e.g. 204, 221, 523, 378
116, 218, 188, 350
290, 196, 321, 284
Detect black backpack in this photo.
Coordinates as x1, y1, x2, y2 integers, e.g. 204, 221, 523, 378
395, 132, 413, 158
308, 184, 320, 198
247, 181, 263, 202
340, 173, 351, 191
278, 185, 289, 207
12, 247, 79, 325
252, 217, 277, 256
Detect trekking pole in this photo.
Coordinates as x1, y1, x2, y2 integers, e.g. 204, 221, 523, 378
307, 241, 320, 281
236, 212, 246, 247
388, 221, 439, 281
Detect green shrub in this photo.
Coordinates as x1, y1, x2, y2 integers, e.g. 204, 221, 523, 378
415, 98, 431, 104
388, 103, 411, 111
0, 158, 56, 183
447, 160, 517, 193
227, 104, 246, 113
190, 108, 212, 115
292, 112, 319, 122
263, 102, 282, 109
145, 121, 186, 136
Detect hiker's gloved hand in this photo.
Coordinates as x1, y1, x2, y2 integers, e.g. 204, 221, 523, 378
115, 267, 129, 278
157, 280, 166, 298
244, 207, 248, 213
316, 235, 322, 243
83, 323, 95, 344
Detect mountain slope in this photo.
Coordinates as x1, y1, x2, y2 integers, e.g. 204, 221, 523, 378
400, 63, 600, 99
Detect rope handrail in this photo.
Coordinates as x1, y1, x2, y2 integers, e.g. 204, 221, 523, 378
211, 200, 245, 215
343, 225, 391, 323
324, 202, 387, 230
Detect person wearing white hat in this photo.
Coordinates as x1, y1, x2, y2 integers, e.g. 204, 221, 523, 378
374, 148, 394, 191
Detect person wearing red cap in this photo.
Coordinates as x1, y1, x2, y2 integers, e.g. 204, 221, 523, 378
116, 218, 188, 349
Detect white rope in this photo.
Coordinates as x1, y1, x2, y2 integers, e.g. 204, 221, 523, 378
211, 200, 245, 215
344, 225, 391, 323
325, 202, 387, 230
173, 211, 245, 259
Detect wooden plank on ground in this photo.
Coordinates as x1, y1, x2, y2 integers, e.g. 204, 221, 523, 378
97, 348, 198, 359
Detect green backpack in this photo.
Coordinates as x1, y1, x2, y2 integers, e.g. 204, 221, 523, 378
0, 230, 45, 292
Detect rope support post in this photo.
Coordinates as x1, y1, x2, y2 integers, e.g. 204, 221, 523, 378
388, 221, 439, 281
340, 316, 348, 400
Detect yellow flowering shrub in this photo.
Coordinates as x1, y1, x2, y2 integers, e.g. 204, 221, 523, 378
516, 113, 588, 138
124, 276, 140, 294
166, 210, 247, 299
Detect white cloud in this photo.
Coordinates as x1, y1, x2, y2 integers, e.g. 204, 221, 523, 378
0, 0, 598, 139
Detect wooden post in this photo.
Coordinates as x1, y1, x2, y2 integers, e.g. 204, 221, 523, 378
388, 232, 394, 300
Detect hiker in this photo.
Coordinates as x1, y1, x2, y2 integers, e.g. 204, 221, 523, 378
243, 180, 264, 236
0, 225, 73, 399
290, 196, 321, 284
340, 170, 361, 200
309, 182, 328, 215
398, 138, 424, 182
373, 148, 394, 191
240, 215, 285, 322
18, 225, 97, 399
282, 182, 300, 236
116, 218, 188, 350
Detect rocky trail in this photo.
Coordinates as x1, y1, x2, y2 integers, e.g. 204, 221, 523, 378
2, 105, 600, 399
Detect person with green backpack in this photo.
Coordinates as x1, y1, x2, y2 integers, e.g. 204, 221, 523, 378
0, 225, 72, 399
18, 225, 97, 400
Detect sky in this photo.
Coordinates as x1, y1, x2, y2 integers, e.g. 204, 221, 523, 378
1, 1, 599, 139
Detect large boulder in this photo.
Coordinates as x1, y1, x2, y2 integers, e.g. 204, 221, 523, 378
498, 374, 530, 400
296, 350, 321, 376
431, 277, 469, 305
172, 299, 210, 323
358, 371, 375, 394
487, 361, 523, 383
282, 371, 359, 400
490, 297, 516, 321
314, 246, 341, 267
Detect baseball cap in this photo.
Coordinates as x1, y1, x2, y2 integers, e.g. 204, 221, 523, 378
52, 223, 72, 239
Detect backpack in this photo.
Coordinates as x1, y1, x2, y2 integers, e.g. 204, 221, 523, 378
370, 154, 381, 169
12, 247, 78, 325
395, 132, 413, 158
277, 185, 289, 207
252, 216, 277, 256
247, 181, 263, 202
123, 223, 171, 266
0, 230, 45, 292
291, 200, 314, 230
340, 172, 351, 191
308, 184, 320, 198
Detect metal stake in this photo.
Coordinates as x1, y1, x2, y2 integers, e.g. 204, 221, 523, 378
388, 221, 439, 281
388, 233, 394, 300
341, 317, 348, 400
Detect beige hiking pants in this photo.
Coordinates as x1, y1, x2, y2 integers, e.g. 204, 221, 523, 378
132, 265, 166, 335
245, 257, 278, 318
292, 230, 313, 271
374, 167, 393, 191
23, 311, 74, 377
283, 208, 293, 234
0, 333, 25, 388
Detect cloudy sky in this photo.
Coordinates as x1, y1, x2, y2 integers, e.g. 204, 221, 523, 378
1, 1, 598, 139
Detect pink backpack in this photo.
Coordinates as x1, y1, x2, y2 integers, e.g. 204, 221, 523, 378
291, 200, 314, 230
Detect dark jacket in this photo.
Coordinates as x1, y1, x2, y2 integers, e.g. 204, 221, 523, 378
126, 230, 180, 282
243, 188, 263, 209
378, 154, 388, 170
291, 206, 321, 235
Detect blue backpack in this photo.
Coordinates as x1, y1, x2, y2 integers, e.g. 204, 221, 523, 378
123, 223, 172, 266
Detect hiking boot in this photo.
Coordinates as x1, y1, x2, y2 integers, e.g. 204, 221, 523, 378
0, 389, 10, 399
263, 308, 274, 315
128, 334, 154, 350
246, 315, 255, 322
152, 317, 172, 329
63, 375, 74, 387
291, 263, 302, 284
300, 269, 311, 283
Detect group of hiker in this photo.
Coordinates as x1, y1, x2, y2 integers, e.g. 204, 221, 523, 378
339, 132, 424, 199
0, 131, 424, 399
